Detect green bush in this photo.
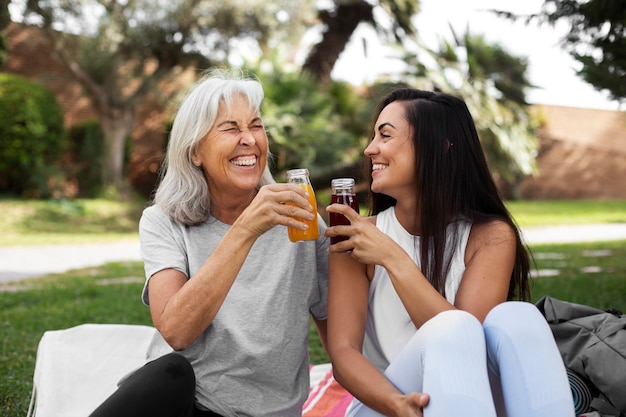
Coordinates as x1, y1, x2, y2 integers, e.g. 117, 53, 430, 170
0, 73, 66, 197
255, 68, 369, 182
66, 120, 105, 197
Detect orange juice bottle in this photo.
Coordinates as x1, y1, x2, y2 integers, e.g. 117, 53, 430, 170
286, 168, 319, 242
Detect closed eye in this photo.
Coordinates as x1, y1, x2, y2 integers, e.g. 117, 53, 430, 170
217, 121, 239, 132
377, 122, 395, 139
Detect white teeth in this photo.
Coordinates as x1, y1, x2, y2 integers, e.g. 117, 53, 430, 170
372, 164, 387, 171
231, 157, 256, 166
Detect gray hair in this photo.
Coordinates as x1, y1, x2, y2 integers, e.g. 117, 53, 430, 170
154, 68, 275, 225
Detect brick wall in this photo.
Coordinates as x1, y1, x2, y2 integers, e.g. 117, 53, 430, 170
521, 105, 626, 199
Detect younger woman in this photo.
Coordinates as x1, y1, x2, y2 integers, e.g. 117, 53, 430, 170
325, 88, 574, 417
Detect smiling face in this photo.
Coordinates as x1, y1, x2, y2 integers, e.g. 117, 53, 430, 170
192, 93, 268, 197
364, 100, 417, 201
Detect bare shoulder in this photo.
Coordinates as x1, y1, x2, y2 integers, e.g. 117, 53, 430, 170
464, 219, 517, 267
468, 219, 517, 248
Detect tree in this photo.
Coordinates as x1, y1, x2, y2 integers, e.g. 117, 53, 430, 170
494, 0, 626, 104
0, 0, 9, 65
401, 28, 539, 197
302, 0, 419, 84
254, 62, 369, 189
19, 0, 315, 192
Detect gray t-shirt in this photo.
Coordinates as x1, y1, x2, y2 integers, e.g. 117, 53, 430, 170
139, 205, 329, 417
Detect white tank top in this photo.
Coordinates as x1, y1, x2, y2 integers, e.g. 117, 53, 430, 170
361, 206, 472, 372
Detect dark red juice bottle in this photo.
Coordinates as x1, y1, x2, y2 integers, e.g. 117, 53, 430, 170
329, 178, 359, 244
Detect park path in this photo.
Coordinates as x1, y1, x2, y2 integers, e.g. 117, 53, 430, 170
1, 224, 626, 284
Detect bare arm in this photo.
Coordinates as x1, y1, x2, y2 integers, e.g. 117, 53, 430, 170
149, 183, 316, 351
327, 251, 429, 417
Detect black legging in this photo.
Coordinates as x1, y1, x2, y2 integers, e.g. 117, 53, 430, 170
89, 352, 222, 417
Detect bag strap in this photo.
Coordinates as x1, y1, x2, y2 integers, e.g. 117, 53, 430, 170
590, 396, 623, 417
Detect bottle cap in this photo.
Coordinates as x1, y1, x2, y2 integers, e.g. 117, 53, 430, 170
286, 168, 309, 178
331, 178, 355, 189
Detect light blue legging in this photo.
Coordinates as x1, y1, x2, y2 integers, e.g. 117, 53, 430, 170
348, 302, 575, 417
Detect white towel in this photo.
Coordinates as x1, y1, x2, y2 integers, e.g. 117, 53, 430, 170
28, 323, 157, 417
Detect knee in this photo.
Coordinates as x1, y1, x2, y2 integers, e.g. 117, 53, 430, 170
485, 302, 548, 334
433, 309, 482, 331
147, 352, 196, 393
420, 310, 484, 349
484, 302, 552, 345
163, 352, 195, 382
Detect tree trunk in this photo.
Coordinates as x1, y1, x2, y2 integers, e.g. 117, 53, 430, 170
302, 1, 374, 84
100, 104, 135, 188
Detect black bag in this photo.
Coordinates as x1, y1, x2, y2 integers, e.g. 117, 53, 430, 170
535, 296, 626, 417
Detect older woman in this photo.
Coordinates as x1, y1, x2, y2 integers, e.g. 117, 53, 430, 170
90, 69, 329, 417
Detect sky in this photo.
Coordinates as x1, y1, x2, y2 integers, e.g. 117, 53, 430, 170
331, 0, 621, 111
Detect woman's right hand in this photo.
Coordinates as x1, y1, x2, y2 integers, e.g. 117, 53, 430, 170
235, 183, 315, 237
394, 392, 429, 417
325, 203, 401, 267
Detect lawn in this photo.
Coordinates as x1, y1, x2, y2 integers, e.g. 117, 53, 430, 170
0, 198, 147, 246
1, 198, 625, 415
2, 198, 626, 246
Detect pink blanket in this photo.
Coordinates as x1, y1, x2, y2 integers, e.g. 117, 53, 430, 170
304, 363, 352, 417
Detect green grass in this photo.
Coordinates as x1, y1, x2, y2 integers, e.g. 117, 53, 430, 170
1, 197, 625, 415
2, 198, 625, 246
506, 199, 626, 226
529, 240, 626, 308
2, 240, 625, 415
0, 198, 147, 246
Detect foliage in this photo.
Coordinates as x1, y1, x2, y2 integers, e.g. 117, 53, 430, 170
0, 73, 66, 198
256, 66, 369, 183
9, 0, 544, 195
65, 120, 105, 197
493, 0, 626, 104
0, 0, 9, 65
16, 0, 320, 191
400, 30, 539, 196
543, 0, 626, 103
303, 0, 420, 83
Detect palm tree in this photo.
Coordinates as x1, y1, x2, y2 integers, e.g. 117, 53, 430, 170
403, 27, 539, 197
302, 0, 419, 84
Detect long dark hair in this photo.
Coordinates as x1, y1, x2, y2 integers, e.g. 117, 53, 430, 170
364, 88, 530, 301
